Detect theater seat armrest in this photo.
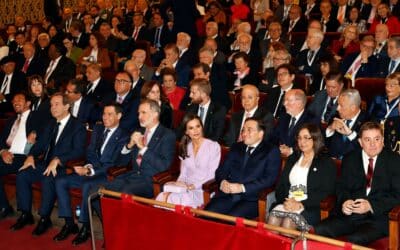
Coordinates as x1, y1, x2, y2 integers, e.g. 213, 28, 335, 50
389, 205, 400, 221
107, 165, 132, 181
320, 195, 336, 220
65, 158, 86, 169
258, 187, 275, 200
202, 179, 218, 192
152, 170, 179, 184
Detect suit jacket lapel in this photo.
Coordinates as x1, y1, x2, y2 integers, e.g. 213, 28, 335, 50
146, 125, 162, 149
101, 127, 121, 159
56, 117, 72, 146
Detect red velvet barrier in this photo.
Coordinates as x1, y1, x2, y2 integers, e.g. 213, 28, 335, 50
101, 196, 353, 250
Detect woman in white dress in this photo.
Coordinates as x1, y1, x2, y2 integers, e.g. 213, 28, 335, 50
156, 114, 221, 208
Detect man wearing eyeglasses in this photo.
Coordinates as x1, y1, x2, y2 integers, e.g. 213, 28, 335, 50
102, 71, 140, 132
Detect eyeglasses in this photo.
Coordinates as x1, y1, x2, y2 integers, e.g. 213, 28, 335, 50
277, 71, 290, 77
385, 83, 400, 88
296, 136, 313, 141
115, 79, 131, 84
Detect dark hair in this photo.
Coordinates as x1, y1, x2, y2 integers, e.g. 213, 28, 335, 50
68, 79, 86, 94
117, 71, 133, 84
28, 75, 48, 99
192, 63, 211, 74
51, 42, 67, 56
325, 71, 345, 85
90, 32, 106, 48
51, 92, 70, 106
189, 78, 212, 96
359, 121, 383, 138
140, 80, 169, 103
244, 117, 266, 132
104, 102, 123, 114
295, 123, 325, 155
276, 63, 296, 76
319, 54, 339, 73
232, 51, 250, 65
13, 91, 32, 104
179, 113, 204, 159
70, 21, 83, 32
161, 67, 177, 82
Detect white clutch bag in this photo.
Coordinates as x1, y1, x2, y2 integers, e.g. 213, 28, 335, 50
163, 182, 188, 193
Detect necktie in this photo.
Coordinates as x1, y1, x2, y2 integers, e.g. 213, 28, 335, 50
289, 20, 295, 31
366, 158, 374, 188
199, 106, 205, 123
6, 114, 21, 146
99, 128, 110, 155
242, 146, 254, 169
22, 59, 29, 73
154, 27, 161, 48
117, 96, 123, 104
337, 6, 345, 24
87, 83, 93, 94
45, 122, 61, 161
133, 27, 139, 40
136, 130, 149, 166
0, 76, 9, 94
45, 60, 55, 83
342, 119, 352, 141
288, 116, 296, 135
389, 60, 396, 73
323, 97, 335, 122
308, 50, 315, 65
273, 90, 285, 118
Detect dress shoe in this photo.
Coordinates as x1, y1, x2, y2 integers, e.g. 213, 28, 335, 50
53, 223, 79, 241
72, 226, 91, 245
32, 217, 52, 236
0, 206, 14, 219
10, 213, 34, 231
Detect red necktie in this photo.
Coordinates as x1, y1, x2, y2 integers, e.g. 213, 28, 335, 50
366, 158, 374, 188
136, 130, 148, 166
22, 59, 30, 73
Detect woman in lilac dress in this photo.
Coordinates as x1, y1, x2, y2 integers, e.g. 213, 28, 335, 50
156, 114, 221, 208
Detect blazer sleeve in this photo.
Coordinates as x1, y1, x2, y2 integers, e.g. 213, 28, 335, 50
86, 125, 101, 168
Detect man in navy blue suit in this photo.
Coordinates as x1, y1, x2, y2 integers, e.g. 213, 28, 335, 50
53, 103, 129, 245
0, 93, 41, 219
205, 118, 281, 219
11, 93, 86, 235
325, 89, 368, 159
91, 99, 175, 221
65, 79, 95, 127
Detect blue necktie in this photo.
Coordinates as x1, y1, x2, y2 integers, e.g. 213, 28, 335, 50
342, 120, 352, 142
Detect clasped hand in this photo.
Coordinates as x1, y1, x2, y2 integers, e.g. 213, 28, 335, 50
342, 199, 372, 215
220, 180, 243, 194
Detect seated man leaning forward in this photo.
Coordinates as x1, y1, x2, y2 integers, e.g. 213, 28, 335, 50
205, 117, 281, 219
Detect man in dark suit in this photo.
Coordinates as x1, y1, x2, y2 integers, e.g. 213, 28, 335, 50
0, 56, 26, 115
5, 24, 17, 56
44, 43, 76, 92
182, 78, 227, 142
264, 64, 299, 119
149, 12, 173, 67
198, 47, 231, 110
201, 21, 230, 55
205, 118, 281, 219
93, 99, 176, 202
307, 72, 345, 125
282, 4, 308, 34
341, 35, 379, 82
295, 29, 332, 76
102, 71, 140, 133
0, 93, 41, 219
177, 32, 196, 67
274, 0, 293, 22
69, 21, 90, 49
99, 22, 121, 53
73, 0, 87, 21
332, 0, 351, 25
127, 12, 149, 43
17, 42, 47, 78
259, 49, 292, 93
11, 93, 86, 235
315, 122, 400, 245
319, 0, 341, 32
271, 89, 318, 157
132, 49, 155, 82
257, 21, 290, 59
377, 37, 400, 77
154, 43, 191, 88
124, 60, 145, 99
65, 79, 95, 127
224, 85, 274, 147
85, 63, 113, 105
302, 0, 321, 20
325, 89, 369, 159
373, 24, 389, 60
53, 103, 129, 245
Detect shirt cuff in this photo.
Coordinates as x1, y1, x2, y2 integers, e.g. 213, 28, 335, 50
347, 131, 357, 141
241, 184, 246, 193
121, 145, 132, 154
326, 128, 334, 137
84, 163, 95, 176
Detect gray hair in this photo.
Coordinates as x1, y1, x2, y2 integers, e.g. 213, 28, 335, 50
340, 88, 361, 107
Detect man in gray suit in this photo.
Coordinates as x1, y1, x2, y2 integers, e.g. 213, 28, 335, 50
307, 71, 345, 125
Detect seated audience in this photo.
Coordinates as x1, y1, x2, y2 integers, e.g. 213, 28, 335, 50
53, 103, 129, 245
315, 122, 400, 246
325, 89, 368, 159
269, 123, 336, 227
230, 52, 259, 91
65, 79, 95, 127
309, 55, 340, 95
259, 49, 291, 93
369, 3, 400, 34
368, 72, 400, 122
205, 117, 281, 219
141, 81, 173, 129
28, 75, 51, 123
156, 114, 221, 208
337, 6, 367, 33
62, 34, 83, 64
